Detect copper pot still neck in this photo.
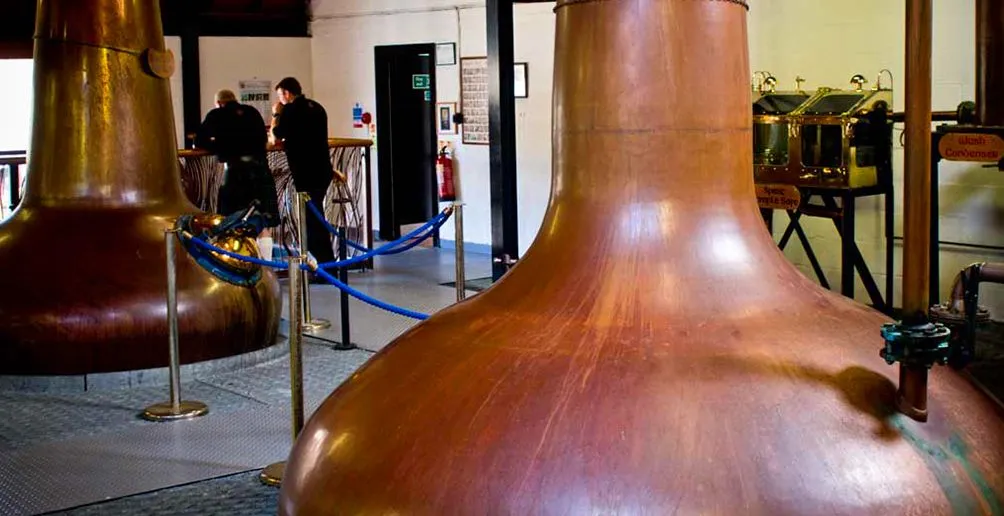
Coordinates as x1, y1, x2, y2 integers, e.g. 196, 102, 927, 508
26, 0, 184, 208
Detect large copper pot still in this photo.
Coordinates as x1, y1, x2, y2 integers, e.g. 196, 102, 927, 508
0, 0, 281, 375
280, 0, 1004, 513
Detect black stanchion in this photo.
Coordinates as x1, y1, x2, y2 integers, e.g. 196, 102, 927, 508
336, 227, 355, 350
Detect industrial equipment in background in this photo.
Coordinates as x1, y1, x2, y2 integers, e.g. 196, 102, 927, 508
753, 71, 896, 313
753, 71, 894, 189
923, 0, 1004, 307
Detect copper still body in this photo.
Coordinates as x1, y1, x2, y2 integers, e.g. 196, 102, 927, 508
280, 0, 1004, 513
0, 0, 281, 375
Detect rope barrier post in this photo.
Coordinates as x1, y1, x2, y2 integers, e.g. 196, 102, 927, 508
335, 226, 355, 350
296, 192, 331, 334
141, 229, 208, 422
454, 203, 467, 302
261, 254, 306, 487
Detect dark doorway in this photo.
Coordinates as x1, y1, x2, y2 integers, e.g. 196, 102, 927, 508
374, 43, 439, 241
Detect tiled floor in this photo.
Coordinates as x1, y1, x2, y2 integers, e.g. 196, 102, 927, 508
0, 248, 492, 516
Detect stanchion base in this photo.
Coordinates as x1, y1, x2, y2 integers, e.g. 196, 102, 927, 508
302, 318, 331, 333
260, 461, 285, 487
140, 400, 209, 422
333, 341, 356, 351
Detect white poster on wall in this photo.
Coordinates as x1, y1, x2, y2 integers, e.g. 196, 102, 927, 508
239, 79, 273, 122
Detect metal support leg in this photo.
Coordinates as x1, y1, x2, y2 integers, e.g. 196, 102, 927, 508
335, 227, 354, 350
841, 193, 856, 299
824, 195, 885, 309
296, 192, 330, 334
885, 185, 896, 313
792, 217, 831, 290
778, 208, 831, 290
454, 203, 467, 302
141, 230, 208, 422
261, 254, 305, 487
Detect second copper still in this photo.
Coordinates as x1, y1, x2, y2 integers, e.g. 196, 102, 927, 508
280, 0, 1004, 513
0, 0, 281, 375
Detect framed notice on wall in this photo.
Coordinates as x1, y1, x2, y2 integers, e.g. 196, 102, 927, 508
460, 57, 489, 145
239, 79, 273, 123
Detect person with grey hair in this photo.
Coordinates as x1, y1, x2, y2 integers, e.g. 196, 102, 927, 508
195, 88, 280, 259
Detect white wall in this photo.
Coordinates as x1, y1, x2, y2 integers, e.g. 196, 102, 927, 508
749, 0, 1004, 314
165, 36, 184, 148
0, 59, 34, 152
310, 2, 554, 254
198, 37, 313, 120
163, 36, 312, 148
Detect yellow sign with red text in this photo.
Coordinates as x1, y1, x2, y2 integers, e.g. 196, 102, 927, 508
755, 184, 801, 211
938, 133, 1004, 163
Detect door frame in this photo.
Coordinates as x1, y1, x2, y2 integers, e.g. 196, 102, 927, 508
374, 43, 439, 241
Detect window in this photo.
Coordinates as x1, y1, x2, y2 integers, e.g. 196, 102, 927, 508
0, 59, 33, 153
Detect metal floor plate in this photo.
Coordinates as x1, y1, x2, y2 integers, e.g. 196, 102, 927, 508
0, 249, 490, 515
50, 471, 279, 516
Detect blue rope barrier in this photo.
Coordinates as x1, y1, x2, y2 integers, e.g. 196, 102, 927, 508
181, 235, 428, 319
184, 233, 290, 269
174, 210, 447, 320
311, 266, 429, 320
305, 198, 449, 257
345, 238, 370, 252
314, 210, 450, 269
304, 201, 370, 252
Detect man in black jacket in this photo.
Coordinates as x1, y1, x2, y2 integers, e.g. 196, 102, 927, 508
195, 89, 279, 260
271, 77, 335, 264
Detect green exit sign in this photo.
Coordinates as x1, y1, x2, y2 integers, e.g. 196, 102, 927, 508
412, 74, 430, 90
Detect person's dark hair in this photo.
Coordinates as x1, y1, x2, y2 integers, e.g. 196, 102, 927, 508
275, 77, 302, 96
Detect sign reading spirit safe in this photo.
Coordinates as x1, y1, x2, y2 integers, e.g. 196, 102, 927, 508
756, 184, 801, 211
938, 133, 1004, 162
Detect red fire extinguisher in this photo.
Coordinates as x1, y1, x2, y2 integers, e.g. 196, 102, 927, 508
436, 146, 456, 202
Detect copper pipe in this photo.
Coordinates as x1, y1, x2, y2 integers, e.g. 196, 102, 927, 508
899, 0, 934, 420
980, 262, 1004, 284
943, 262, 1004, 313
898, 365, 930, 421
902, 0, 933, 319
977, 0, 1004, 126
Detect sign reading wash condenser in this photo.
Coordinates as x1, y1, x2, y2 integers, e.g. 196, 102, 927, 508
938, 133, 1004, 162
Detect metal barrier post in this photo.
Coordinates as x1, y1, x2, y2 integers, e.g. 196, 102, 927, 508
335, 227, 355, 350
454, 203, 466, 302
141, 230, 209, 422
260, 254, 305, 487
296, 192, 330, 334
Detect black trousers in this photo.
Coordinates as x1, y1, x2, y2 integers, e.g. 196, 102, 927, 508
218, 159, 280, 228
302, 185, 335, 263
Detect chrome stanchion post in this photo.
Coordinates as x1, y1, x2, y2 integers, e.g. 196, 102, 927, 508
335, 227, 354, 350
454, 203, 466, 302
261, 254, 305, 487
296, 192, 330, 334
141, 229, 209, 422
